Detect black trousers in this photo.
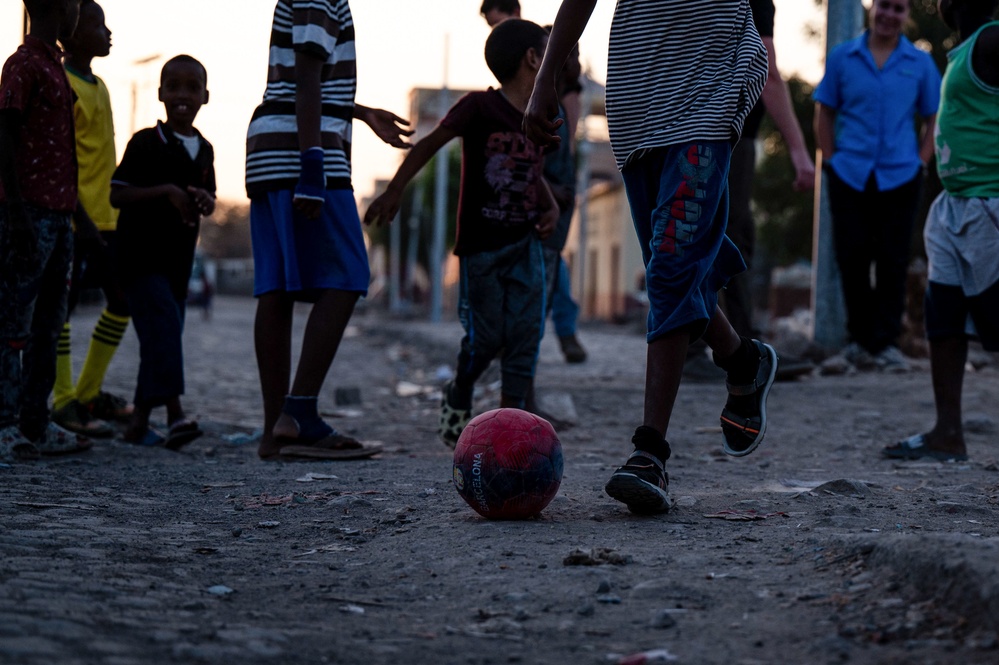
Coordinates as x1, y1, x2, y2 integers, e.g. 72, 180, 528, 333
827, 168, 922, 354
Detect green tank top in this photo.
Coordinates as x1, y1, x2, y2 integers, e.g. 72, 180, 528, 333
935, 21, 999, 198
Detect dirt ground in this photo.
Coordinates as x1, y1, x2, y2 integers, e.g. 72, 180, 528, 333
2, 296, 999, 665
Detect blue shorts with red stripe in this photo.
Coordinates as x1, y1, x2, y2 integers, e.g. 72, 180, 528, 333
250, 189, 370, 301
621, 142, 746, 342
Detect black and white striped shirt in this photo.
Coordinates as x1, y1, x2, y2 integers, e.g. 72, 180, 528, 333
245, 0, 356, 197
605, 0, 768, 170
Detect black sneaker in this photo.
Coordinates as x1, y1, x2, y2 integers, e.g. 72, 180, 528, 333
719, 340, 778, 457
605, 450, 671, 514
558, 335, 587, 364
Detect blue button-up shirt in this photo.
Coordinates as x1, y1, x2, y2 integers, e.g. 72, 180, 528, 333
814, 32, 941, 192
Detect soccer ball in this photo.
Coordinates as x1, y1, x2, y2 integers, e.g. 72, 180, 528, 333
452, 408, 563, 520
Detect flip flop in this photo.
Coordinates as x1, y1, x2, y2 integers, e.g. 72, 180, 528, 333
124, 427, 166, 447
268, 432, 382, 461
882, 434, 968, 461
0, 425, 40, 461
165, 419, 204, 451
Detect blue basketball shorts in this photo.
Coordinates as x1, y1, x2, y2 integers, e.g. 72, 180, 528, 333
250, 189, 370, 301
621, 142, 746, 343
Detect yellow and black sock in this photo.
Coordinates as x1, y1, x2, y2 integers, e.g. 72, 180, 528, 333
53, 321, 75, 410
75, 310, 130, 405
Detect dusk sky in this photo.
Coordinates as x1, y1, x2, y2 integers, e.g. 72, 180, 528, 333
1, 0, 827, 203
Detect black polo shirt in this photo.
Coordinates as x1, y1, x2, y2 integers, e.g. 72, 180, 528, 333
112, 120, 216, 300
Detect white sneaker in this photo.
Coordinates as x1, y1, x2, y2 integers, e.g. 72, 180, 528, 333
842, 342, 877, 370
875, 345, 910, 373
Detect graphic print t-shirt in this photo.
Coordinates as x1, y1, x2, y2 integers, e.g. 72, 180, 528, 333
440, 89, 546, 256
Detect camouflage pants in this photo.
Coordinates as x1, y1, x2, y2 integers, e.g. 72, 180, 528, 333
0, 205, 73, 436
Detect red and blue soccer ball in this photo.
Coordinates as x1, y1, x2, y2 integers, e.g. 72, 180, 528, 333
452, 408, 563, 520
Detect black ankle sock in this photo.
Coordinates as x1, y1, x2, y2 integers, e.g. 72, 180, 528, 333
632, 425, 671, 462
713, 336, 758, 384
448, 380, 473, 410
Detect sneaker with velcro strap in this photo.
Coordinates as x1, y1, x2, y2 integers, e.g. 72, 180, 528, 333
605, 448, 672, 514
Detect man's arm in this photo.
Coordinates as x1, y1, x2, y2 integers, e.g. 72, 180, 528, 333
814, 103, 837, 166
760, 36, 815, 191
524, 0, 599, 147
0, 108, 35, 269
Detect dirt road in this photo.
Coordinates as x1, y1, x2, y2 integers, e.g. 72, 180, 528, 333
2, 296, 998, 665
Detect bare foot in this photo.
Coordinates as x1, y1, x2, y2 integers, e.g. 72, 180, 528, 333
258, 431, 282, 459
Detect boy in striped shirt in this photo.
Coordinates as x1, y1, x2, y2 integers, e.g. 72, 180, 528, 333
246, 0, 411, 461
525, 0, 778, 514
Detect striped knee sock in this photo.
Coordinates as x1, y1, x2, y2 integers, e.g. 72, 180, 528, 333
75, 310, 129, 404
53, 321, 76, 410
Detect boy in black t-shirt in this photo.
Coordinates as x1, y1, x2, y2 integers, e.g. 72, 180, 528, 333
110, 55, 215, 450
365, 19, 558, 447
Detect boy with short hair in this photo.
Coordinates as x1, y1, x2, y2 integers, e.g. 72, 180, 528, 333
525, 0, 777, 514
481, 0, 521, 27
884, 0, 999, 462
0, 0, 93, 462
246, 0, 411, 461
110, 54, 214, 450
54, 0, 133, 438
365, 18, 558, 447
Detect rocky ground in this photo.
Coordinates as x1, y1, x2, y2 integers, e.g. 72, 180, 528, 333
2, 296, 998, 665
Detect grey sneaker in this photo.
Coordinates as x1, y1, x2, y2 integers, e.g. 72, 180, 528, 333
842, 342, 877, 370
0, 425, 39, 462
875, 345, 910, 373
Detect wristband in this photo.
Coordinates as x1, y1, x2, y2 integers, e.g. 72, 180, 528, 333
294, 147, 326, 201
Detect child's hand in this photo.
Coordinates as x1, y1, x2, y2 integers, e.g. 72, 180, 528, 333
360, 106, 414, 149
535, 206, 558, 241
166, 185, 199, 227
523, 83, 564, 149
363, 192, 400, 227
187, 187, 216, 217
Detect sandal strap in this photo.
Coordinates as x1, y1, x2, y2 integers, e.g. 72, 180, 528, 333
726, 378, 763, 396
720, 408, 761, 434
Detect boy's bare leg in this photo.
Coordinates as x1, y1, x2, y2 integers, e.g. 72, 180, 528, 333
254, 291, 294, 458
923, 336, 968, 455
643, 308, 742, 436
701, 307, 742, 361
270, 289, 359, 441
642, 330, 688, 436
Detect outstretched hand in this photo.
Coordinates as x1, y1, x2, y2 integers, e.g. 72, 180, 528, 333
363, 190, 401, 228
523, 83, 563, 149
362, 107, 414, 149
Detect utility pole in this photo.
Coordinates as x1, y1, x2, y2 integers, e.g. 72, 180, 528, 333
430, 37, 450, 323
812, 0, 863, 349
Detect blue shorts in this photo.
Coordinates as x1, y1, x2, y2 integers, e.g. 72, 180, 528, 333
622, 142, 746, 342
251, 189, 370, 301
